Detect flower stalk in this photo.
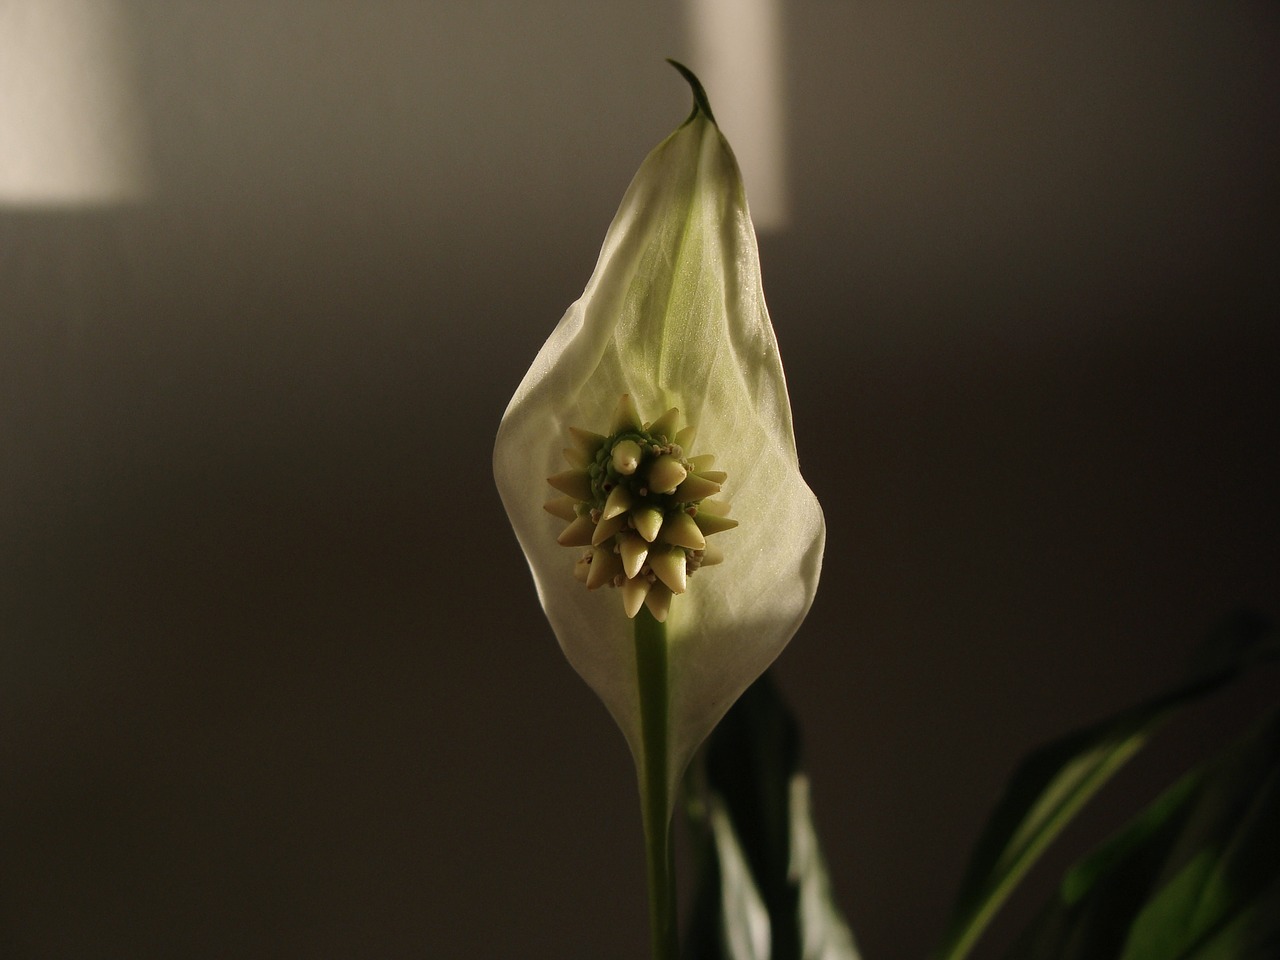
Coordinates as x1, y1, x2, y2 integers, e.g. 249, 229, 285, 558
493, 61, 825, 959
635, 608, 679, 960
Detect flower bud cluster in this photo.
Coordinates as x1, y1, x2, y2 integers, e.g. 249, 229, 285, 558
545, 395, 738, 622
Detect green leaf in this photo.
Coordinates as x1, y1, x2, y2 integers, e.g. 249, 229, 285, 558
685, 672, 861, 960
1005, 705, 1280, 960
935, 612, 1278, 960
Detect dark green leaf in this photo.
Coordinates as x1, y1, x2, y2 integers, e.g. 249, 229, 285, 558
684, 672, 861, 960
1006, 705, 1280, 960
935, 612, 1278, 960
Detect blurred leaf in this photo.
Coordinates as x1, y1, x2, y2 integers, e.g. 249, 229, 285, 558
684, 672, 861, 960
935, 611, 1278, 960
790, 774, 862, 960
1006, 705, 1280, 960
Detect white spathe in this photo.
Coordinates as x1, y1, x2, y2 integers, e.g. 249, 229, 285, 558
494, 78, 824, 810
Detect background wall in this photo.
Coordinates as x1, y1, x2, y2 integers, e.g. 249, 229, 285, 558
3, 2, 1278, 958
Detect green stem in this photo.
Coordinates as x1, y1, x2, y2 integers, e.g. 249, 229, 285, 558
635, 608, 679, 960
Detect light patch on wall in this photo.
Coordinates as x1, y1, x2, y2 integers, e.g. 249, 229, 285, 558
0, 0, 150, 206
684, 0, 788, 231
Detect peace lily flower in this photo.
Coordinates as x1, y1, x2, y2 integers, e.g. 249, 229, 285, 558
493, 63, 824, 958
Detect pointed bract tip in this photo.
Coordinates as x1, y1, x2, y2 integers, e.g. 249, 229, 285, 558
602, 484, 634, 520
612, 394, 643, 434
666, 59, 716, 125
688, 454, 715, 472
673, 472, 721, 502
658, 511, 706, 551
632, 506, 664, 543
647, 455, 688, 495
586, 546, 622, 590
544, 496, 579, 522
645, 582, 673, 622
592, 511, 627, 546
618, 531, 650, 580
568, 427, 606, 454
548, 469, 592, 502
693, 512, 738, 537
557, 515, 596, 547
649, 546, 688, 595
622, 577, 651, 619
562, 446, 590, 468
647, 407, 681, 440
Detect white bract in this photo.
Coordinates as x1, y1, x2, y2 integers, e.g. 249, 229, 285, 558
493, 71, 824, 810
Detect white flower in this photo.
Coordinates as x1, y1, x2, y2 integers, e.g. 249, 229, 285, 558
494, 65, 824, 815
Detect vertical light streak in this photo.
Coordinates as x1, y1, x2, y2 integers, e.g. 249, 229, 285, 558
0, 0, 149, 206
685, 0, 788, 230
